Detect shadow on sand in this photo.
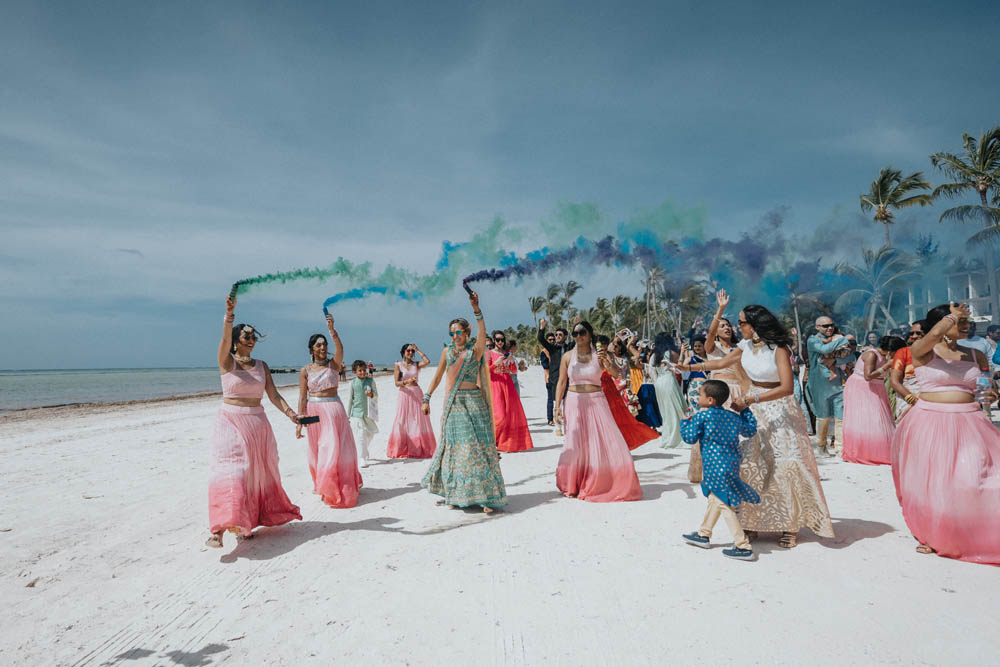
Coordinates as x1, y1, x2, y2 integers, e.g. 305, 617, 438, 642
745, 516, 896, 555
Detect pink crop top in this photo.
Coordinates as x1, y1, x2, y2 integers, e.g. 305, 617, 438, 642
914, 353, 980, 394
396, 361, 420, 383
221, 361, 266, 399
307, 366, 339, 393
568, 348, 603, 385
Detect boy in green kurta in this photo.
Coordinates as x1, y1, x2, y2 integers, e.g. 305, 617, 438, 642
347, 360, 378, 467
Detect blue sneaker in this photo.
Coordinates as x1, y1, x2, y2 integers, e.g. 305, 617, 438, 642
722, 546, 755, 561
682, 532, 711, 548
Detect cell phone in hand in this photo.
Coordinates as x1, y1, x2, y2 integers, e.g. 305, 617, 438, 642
298, 416, 320, 425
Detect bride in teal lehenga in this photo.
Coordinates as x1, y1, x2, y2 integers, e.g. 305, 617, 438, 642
421, 289, 507, 513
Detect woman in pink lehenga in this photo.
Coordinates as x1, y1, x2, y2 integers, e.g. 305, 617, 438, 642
387, 343, 437, 458
206, 295, 302, 548
842, 336, 895, 465
892, 303, 1000, 565
295, 314, 362, 508
554, 321, 642, 502
488, 330, 534, 453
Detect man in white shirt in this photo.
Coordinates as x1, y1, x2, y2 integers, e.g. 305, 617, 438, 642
959, 321, 995, 362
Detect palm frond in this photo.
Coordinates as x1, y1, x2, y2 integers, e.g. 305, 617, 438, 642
930, 152, 977, 183
939, 205, 1000, 225
833, 289, 873, 311
932, 181, 972, 199
966, 225, 1000, 247
894, 194, 934, 208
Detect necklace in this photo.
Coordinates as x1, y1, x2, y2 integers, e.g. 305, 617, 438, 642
234, 353, 252, 363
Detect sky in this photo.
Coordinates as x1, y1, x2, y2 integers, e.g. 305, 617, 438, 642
1, 0, 998, 369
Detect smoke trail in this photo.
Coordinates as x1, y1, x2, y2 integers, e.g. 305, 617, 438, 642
462, 236, 644, 286
321, 286, 423, 316
232, 258, 374, 296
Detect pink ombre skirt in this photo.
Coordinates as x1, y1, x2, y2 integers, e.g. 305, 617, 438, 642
387, 385, 437, 459
305, 398, 363, 508
209, 405, 301, 535
891, 399, 1000, 565
556, 391, 642, 502
842, 374, 895, 465
491, 373, 534, 453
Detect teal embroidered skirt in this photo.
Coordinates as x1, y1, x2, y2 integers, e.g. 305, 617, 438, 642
423, 389, 507, 508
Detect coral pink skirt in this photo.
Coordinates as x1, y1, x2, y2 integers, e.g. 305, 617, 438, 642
491, 373, 534, 452
891, 399, 1000, 565
387, 385, 438, 458
842, 374, 895, 465
556, 391, 642, 502
209, 405, 301, 535
305, 398, 363, 508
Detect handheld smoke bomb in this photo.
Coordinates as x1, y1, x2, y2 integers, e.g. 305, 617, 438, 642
229, 282, 240, 302
462, 280, 474, 296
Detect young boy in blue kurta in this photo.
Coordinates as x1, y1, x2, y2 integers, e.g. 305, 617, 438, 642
346, 360, 378, 468
680, 380, 760, 561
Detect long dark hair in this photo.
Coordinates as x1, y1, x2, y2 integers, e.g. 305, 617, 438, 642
307, 333, 328, 360
652, 331, 676, 366
924, 304, 952, 331
400, 343, 414, 359
742, 305, 792, 349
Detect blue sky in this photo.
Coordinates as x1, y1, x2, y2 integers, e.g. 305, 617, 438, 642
2, 1, 998, 368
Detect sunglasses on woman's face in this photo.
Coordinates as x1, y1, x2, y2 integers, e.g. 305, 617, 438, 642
449, 331, 464, 337
572, 330, 587, 337
494, 337, 505, 343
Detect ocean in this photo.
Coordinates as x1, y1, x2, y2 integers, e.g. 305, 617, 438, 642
0, 366, 304, 413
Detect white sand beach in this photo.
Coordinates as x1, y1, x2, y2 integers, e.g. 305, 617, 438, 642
2, 366, 997, 666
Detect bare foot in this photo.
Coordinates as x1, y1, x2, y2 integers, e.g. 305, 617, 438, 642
482, 506, 495, 514
916, 544, 935, 554
205, 533, 223, 549
446, 504, 457, 510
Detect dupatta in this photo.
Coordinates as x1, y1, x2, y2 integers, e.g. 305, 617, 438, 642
440, 339, 496, 444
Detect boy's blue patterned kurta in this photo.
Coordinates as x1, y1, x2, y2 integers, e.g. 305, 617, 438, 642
680, 406, 761, 507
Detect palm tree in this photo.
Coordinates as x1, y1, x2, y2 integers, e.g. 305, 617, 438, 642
931, 126, 1000, 321
561, 280, 583, 317
786, 289, 827, 357
859, 167, 933, 246
834, 246, 917, 332
607, 294, 632, 330
544, 283, 562, 325
528, 296, 546, 326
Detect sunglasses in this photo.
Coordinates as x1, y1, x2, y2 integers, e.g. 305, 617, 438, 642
737, 320, 749, 326
907, 331, 922, 338
571, 330, 587, 337
494, 338, 505, 342
449, 331, 465, 337
818, 323, 835, 328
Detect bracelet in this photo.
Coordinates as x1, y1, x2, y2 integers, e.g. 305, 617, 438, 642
285, 407, 295, 416
224, 314, 234, 322
422, 393, 432, 403
473, 310, 484, 321
943, 315, 958, 326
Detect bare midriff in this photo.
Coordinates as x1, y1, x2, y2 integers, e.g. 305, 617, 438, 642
918, 391, 974, 404
458, 382, 479, 390
309, 388, 339, 399
568, 384, 602, 393
751, 380, 780, 389
223, 397, 263, 407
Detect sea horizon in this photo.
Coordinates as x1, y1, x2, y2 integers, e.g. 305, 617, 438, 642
0, 364, 397, 413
